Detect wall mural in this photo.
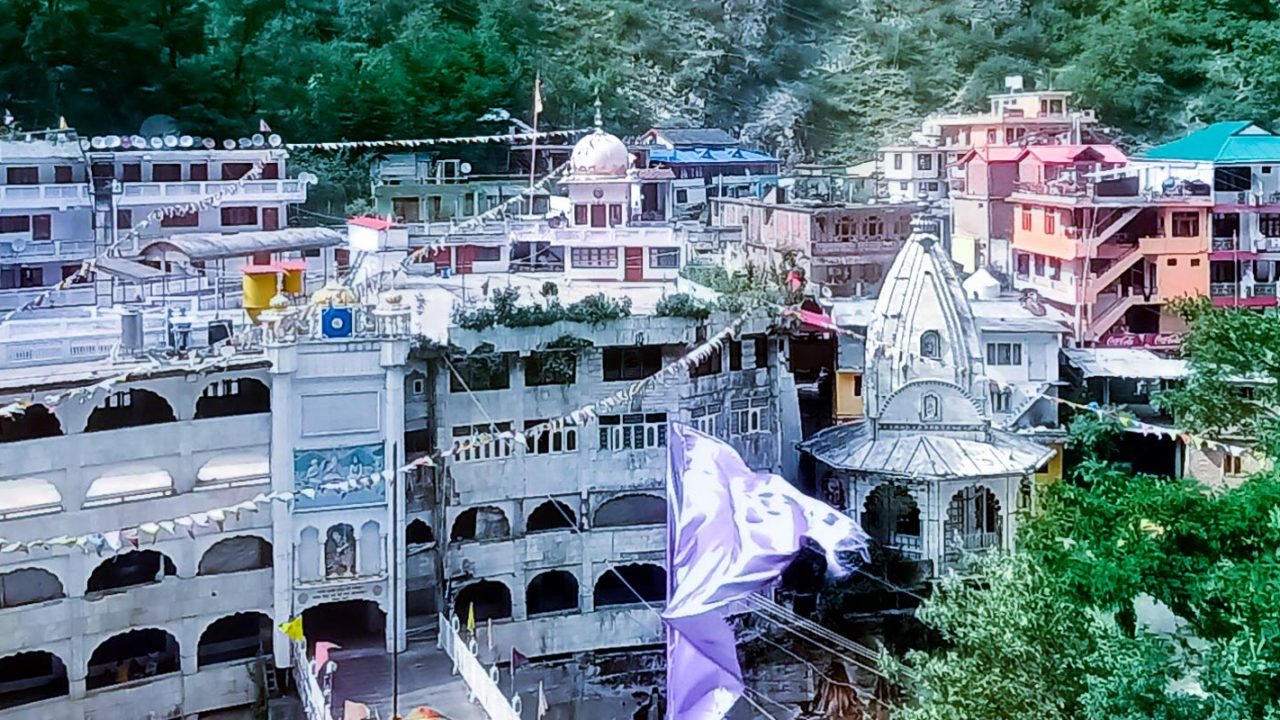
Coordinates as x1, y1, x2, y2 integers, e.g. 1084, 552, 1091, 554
294, 443, 386, 510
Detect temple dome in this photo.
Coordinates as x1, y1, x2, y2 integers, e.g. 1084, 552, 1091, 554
570, 129, 630, 178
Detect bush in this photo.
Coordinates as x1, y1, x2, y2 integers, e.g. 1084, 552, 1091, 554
655, 293, 712, 320
450, 287, 630, 330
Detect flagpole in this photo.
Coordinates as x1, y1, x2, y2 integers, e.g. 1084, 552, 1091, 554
664, 421, 676, 720
529, 72, 540, 215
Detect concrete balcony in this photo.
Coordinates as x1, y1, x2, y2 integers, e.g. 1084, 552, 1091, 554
508, 223, 677, 248
0, 183, 91, 210
116, 179, 306, 207
0, 238, 95, 264
1211, 281, 1278, 308
448, 526, 664, 579
78, 569, 273, 638
0, 285, 94, 313
810, 239, 903, 258
486, 606, 661, 659
1014, 273, 1077, 305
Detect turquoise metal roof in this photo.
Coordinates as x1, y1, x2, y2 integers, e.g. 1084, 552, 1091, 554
1137, 121, 1280, 164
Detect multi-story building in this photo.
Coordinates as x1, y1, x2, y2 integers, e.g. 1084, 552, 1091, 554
710, 196, 918, 297
1008, 145, 1213, 346
1133, 121, 1280, 311
0, 131, 95, 311
877, 145, 948, 204
633, 127, 779, 215
371, 151, 559, 226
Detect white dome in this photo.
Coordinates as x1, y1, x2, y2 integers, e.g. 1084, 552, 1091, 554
570, 129, 630, 178
962, 268, 1001, 301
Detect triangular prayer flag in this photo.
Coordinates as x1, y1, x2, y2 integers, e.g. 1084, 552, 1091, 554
511, 646, 529, 671
259, 119, 272, 133
466, 602, 476, 633
278, 616, 305, 642
538, 680, 550, 718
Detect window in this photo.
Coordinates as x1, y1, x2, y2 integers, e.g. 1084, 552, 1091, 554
574, 205, 588, 225
925, 181, 939, 191
1214, 167, 1251, 193
987, 129, 998, 143
899, 182, 909, 191
893, 154, 903, 170
1172, 212, 1200, 238
473, 246, 501, 262
590, 204, 607, 227
1261, 214, 1280, 237
409, 376, 426, 397
649, 248, 679, 268
525, 352, 576, 386
1021, 208, 1032, 231
19, 267, 43, 287
393, 197, 421, 223
524, 420, 578, 455
599, 413, 667, 450
676, 189, 688, 204
449, 354, 510, 392
571, 247, 618, 268
1265, 166, 1274, 175
31, 215, 50, 241
452, 422, 513, 463
752, 335, 769, 369
609, 204, 623, 226
151, 164, 181, 182
986, 342, 1023, 366
220, 206, 258, 226
920, 330, 941, 359
1043, 211, 1056, 235
1191, 258, 1201, 267
728, 339, 743, 371
917, 154, 932, 171
221, 163, 253, 180
117, 209, 132, 229
1167, 258, 1178, 266
261, 163, 279, 180
1016, 253, 1031, 277
689, 406, 720, 437
1033, 255, 1046, 276
162, 212, 199, 228
5, 167, 38, 185
464, 193, 476, 216
121, 164, 142, 182
992, 388, 1012, 413
189, 163, 208, 181
690, 344, 721, 378
1222, 454, 1243, 476
603, 346, 662, 381
0, 216, 30, 233
730, 398, 768, 436
54, 165, 73, 183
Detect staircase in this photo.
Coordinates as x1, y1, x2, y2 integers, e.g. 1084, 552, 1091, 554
1087, 290, 1160, 341
1087, 207, 1142, 249
1086, 244, 1145, 301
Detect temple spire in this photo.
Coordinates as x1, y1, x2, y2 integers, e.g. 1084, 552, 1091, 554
593, 96, 603, 131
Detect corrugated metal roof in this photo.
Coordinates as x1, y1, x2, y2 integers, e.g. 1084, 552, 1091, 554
798, 419, 1052, 479
1136, 121, 1280, 164
645, 128, 739, 147
140, 227, 342, 260
648, 147, 778, 166
1062, 348, 1187, 379
1021, 144, 1127, 164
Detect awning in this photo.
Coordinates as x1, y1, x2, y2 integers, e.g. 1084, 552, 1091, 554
0, 477, 62, 518
84, 467, 174, 506
1063, 348, 1188, 380
95, 257, 168, 282
139, 227, 342, 261
198, 451, 270, 484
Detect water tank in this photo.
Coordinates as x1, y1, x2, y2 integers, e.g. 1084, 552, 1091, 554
321, 307, 353, 338
121, 310, 144, 354
242, 265, 278, 322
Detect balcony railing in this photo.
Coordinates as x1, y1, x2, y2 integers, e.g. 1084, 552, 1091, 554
117, 179, 305, 206
1210, 282, 1236, 297
0, 183, 91, 207
1212, 236, 1239, 252
1210, 281, 1278, 299
0, 285, 95, 313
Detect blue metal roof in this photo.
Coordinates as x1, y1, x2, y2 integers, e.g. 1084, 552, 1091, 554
647, 146, 778, 165
1136, 121, 1280, 164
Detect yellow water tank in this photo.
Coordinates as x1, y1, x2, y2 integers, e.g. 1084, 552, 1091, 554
278, 260, 307, 294
242, 265, 279, 322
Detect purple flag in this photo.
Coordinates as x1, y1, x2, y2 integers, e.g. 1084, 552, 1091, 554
665, 423, 869, 720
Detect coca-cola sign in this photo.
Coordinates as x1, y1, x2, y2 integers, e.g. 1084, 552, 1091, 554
1100, 332, 1181, 349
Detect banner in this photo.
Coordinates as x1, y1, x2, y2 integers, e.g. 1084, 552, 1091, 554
288, 128, 588, 151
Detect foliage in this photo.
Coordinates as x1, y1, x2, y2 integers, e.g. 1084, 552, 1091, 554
1064, 407, 1131, 465
531, 334, 593, 383
654, 292, 712, 321
680, 263, 798, 314
451, 286, 630, 331
1155, 297, 1280, 456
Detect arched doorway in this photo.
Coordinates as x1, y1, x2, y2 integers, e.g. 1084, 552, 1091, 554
0, 567, 65, 608
406, 519, 434, 546
594, 564, 665, 607
85, 389, 176, 432
195, 378, 270, 418
86, 551, 177, 595
198, 536, 272, 575
198, 612, 273, 668
0, 651, 68, 709
453, 580, 512, 622
526, 570, 579, 616
944, 485, 1002, 564
86, 629, 180, 690
593, 494, 664, 528
450, 506, 510, 542
301, 600, 386, 650
526, 500, 576, 533
0, 404, 62, 443
861, 484, 922, 556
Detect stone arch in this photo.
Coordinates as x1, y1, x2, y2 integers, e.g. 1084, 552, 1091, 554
594, 564, 665, 607
0, 650, 68, 708
302, 600, 385, 649
450, 506, 510, 542
0, 567, 65, 608
526, 570, 580, 616
406, 519, 434, 546
195, 377, 270, 419
323, 523, 357, 579
944, 484, 1003, 564
358, 520, 381, 576
0, 403, 62, 443
526, 500, 576, 533
85, 389, 176, 432
198, 536, 273, 576
920, 330, 941, 360
861, 484, 922, 555
454, 579, 512, 622
86, 550, 177, 595
593, 494, 664, 528
86, 628, 180, 690
0, 477, 62, 519
197, 612, 272, 669
298, 526, 321, 581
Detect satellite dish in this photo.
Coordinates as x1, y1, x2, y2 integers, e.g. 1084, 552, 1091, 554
251, 133, 265, 147
149, 137, 163, 149
268, 134, 282, 147
179, 135, 194, 148
202, 138, 217, 150
79, 138, 91, 150
460, 162, 472, 174
91, 137, 106, 149
130, 135, 146, 148
163, 135, 178, 148
237, 137, 252, 149
106, 136, 121, 148
138, 114, 180, 138
223, 139, 236, 150
120, 137, 134, 149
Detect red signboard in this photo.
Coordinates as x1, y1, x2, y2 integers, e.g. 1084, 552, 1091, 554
1099, 332, 1182, 349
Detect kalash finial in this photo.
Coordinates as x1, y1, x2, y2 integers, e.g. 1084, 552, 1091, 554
593, 96, 603, 131
910, 211, 940, 249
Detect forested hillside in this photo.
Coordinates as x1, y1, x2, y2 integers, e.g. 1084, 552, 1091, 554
2, 0, 1279, 162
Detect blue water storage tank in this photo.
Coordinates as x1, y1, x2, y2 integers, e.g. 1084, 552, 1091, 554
321, 307, 353, 338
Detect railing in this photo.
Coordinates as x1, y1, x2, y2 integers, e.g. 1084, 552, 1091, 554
0, 285, 95, 312
117, 179, 304, 204
438, 612, 522, 720
0, 238, 94, 262
1014, 180, 1089, 197
1212, 236, 1239, 252
290, 639, 335, 720
0, 183, 91, 206
1255, 282, 1277, 297
1210, 282, 1237, 298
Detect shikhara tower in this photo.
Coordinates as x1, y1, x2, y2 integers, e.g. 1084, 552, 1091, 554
800, 217, 1052, 576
